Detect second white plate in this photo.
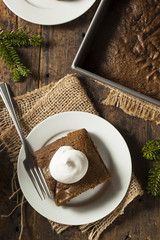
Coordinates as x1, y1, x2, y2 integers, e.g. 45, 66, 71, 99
17, 111, 132, 225
3, 0, 96, 25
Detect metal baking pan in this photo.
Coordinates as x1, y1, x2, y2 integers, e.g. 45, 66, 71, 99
72, 0, 160, 107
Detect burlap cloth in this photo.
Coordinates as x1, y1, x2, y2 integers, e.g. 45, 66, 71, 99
0, 73, 151, 240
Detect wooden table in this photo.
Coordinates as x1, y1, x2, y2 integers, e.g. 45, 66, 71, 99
0, 1, 160, 239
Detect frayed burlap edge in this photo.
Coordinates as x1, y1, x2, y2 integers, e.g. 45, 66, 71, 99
89, 78, 160, 124
102, 89, 160, 124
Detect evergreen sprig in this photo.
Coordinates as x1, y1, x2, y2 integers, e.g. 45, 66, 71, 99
147, 161, 160, 196
142, 139, 160, 196
0, 28, 42, 82
142, 139, 160, 161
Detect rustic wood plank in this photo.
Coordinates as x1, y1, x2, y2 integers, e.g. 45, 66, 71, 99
15, 18, 42, 95
0, 0, 17, 96
39, 1, 99, 87
0, 3, 20, 238
0, 153, 20, 240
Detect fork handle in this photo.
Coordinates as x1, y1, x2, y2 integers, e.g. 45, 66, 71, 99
0, 82, 26, 146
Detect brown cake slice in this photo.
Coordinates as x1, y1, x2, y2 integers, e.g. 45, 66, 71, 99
34, 128, 111, 206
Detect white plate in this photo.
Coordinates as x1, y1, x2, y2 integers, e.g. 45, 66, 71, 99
17, 111, 132, 225
3, 0, 96, 25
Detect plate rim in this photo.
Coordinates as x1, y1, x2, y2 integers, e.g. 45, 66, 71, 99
3, 0, 96, 25
17, 111, 132, 225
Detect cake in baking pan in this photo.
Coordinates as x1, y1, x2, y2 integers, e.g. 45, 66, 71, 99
84, 0, 160, 101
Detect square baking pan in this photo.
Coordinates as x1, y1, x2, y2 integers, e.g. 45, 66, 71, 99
72, 0, 160, 107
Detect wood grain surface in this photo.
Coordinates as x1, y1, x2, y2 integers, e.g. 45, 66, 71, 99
0, 0, 160, 240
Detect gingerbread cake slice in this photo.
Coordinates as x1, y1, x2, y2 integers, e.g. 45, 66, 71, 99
34, 128, 111, 206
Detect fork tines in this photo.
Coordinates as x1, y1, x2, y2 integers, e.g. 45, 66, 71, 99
23, 159, 52, 200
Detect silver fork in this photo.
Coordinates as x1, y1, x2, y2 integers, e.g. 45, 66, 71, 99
0, 82, 52, 200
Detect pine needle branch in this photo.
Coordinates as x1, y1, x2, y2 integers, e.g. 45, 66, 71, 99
142, 139, 160, 161
0, 39, 30, 82
0, 28, 42, 47
147, 161, 160, 196
0, 28, 42, 82
142, 139, 160, 196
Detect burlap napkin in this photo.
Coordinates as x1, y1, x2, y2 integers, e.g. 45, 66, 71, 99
0, 74, 143, 240
101, 84, 160, 125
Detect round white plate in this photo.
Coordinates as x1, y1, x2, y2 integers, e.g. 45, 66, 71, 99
3, 0, 96, 25
17, 111, 132, 225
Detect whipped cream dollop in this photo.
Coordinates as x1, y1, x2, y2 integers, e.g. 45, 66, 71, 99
49, 146, 88, 184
